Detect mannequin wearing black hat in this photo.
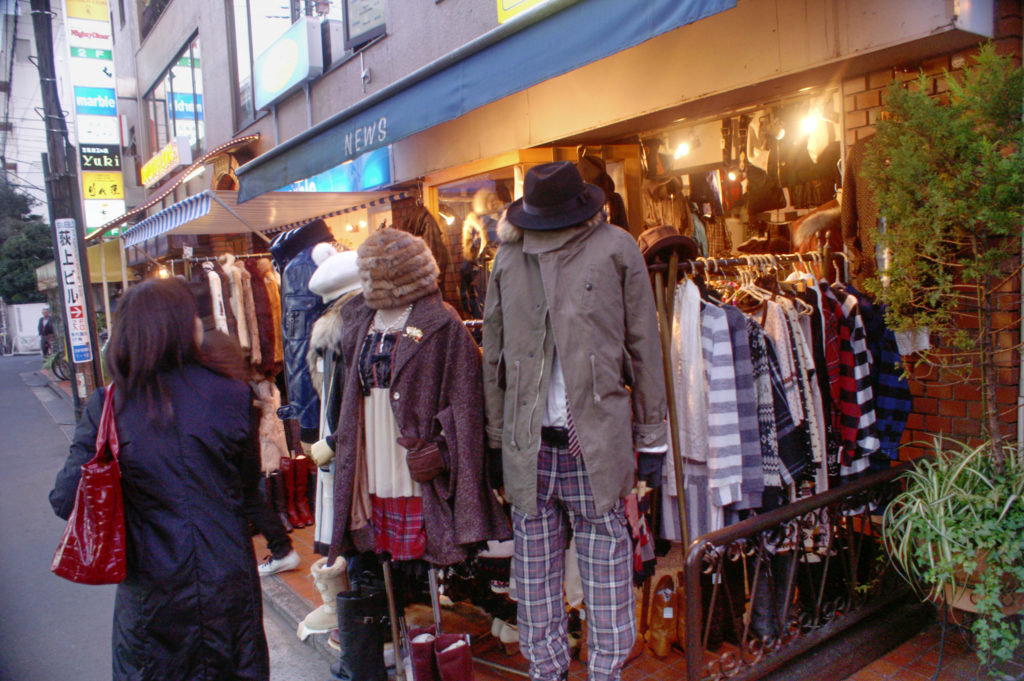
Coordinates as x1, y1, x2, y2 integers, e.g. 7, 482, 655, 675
483, 161, 667, 681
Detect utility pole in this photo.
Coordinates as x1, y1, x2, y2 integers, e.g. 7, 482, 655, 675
31, 0, 103, 415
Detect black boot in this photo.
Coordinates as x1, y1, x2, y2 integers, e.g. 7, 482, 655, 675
329, 589, 387, 681
268, 471, 292, 532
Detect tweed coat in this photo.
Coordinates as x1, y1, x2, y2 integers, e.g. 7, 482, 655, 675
327, 290, 511, 566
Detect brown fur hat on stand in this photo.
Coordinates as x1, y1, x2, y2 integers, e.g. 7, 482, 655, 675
357, 228, 440, 309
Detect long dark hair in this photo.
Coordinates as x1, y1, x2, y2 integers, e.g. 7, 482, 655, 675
104, 277, 200, 421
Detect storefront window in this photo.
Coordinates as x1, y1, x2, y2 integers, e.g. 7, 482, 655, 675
138, 0, 171, 40
437, 172, 514, 320
232, 0, 299, 125
143, 36, 205, 155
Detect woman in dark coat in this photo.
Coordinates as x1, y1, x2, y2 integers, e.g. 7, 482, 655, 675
49, 278, 270, 681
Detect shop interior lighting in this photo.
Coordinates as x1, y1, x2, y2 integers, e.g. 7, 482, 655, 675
769, 119, 786, 141
345, 224, 355, 232
359, 220, 367, 229
727, 170, 738, 182
158, 267, 169, 278
674, 133, 700, 159
438, 210, 456, 225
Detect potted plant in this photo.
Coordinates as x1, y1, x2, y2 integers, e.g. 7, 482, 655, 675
882, 438, 1024, 663
863, 44, 1024, 666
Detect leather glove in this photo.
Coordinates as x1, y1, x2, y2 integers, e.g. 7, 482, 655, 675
486, 445, 503, 491
310, 437, 334, 467
398, 437, 446, 483
637, 452, 664, 488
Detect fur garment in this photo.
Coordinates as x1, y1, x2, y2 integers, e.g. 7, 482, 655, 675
254, 379, 289, 473
306, 293, 354, 396
794, 205, 841, 249
357, 228, 439, 310
256, 258, 284, 365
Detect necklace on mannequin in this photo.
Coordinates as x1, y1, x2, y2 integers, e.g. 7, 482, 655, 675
373, 303, 414, 350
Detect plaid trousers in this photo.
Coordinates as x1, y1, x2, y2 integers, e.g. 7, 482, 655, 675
512, 438, 636, 681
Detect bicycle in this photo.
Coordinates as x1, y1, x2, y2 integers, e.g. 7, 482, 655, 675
43, 336, 72, 382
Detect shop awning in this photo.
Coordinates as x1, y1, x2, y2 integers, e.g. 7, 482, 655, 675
235, 0, 735, 203
84, 134, 261, 243
121, 189, 399, 247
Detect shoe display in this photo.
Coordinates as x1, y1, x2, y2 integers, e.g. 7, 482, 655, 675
258, 549, 301, 577
292, 455, 316, 528
297, 557, 349, 640
646, 574, 677, 658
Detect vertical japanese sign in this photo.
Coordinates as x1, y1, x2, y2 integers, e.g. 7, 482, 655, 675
54, 219, 94, 363
65, 0, 126, 230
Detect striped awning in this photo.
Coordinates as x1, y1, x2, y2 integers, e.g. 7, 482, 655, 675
123, 193, 212, 246
121, 189, 403, 247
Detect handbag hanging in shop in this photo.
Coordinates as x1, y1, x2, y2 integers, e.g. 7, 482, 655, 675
51, 385, 127, 585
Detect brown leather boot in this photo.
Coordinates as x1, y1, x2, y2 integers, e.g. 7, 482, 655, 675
646, 574, 677, 658
292, 455, 315, 527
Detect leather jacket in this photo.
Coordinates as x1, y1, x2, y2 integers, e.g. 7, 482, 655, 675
278, 246, 326, 442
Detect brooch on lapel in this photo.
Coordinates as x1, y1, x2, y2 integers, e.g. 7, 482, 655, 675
404, 326, 424, 343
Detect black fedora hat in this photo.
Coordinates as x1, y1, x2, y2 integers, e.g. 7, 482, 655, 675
506, 161, 606, 231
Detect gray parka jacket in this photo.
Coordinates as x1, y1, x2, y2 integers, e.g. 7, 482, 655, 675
482, 214, 667, 515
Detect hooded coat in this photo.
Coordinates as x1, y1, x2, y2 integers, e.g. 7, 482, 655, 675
327, 291, 511, 566
49, 365, 269, 681
482, 216, 667, 515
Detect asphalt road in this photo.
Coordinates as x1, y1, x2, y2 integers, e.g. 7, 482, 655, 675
0, 354, 330, 681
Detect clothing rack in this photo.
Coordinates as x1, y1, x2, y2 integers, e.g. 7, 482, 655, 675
164, 252, 272, 265
647, 250, 829, 275
646, 247, 841, 556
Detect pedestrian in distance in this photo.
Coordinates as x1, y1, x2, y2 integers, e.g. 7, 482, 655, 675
49, 277, 270, 681
38, 308, 55, 356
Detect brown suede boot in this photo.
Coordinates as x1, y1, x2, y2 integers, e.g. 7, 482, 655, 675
646, 574, 677, 658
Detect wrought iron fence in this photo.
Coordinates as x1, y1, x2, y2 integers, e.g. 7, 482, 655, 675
682, 462, 913, 681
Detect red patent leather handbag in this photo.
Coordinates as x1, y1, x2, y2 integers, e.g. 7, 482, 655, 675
51, 385, 127, 584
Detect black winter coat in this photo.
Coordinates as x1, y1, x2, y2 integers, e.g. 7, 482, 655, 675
49, 365, 269, 681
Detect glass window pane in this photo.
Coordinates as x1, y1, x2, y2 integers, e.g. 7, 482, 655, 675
233, 0, 254, 122
250, 0, 294, 61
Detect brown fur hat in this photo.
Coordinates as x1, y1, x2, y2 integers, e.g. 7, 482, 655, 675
357, 228, 440, 309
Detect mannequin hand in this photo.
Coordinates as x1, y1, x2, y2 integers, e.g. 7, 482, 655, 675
310, 438, 334, 467
397, 436, 446, 483
637, 452, 664, 488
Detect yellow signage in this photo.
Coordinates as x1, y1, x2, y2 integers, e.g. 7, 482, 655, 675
66, 0, 110, 20
140, 137, 192, 188
497, 0, 547, 23
82, 170, 124, 200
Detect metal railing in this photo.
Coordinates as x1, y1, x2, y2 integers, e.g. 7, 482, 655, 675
682, 462, 913, 681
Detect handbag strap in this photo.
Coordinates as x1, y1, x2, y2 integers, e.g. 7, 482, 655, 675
94, 384, 120, 464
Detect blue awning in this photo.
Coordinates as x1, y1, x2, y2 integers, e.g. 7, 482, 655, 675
124, 193, 211, 246
121, 189, 402, 246
236, 0, 735, 203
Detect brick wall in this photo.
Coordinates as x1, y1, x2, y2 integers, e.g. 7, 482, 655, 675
842, 0, 1023, 459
